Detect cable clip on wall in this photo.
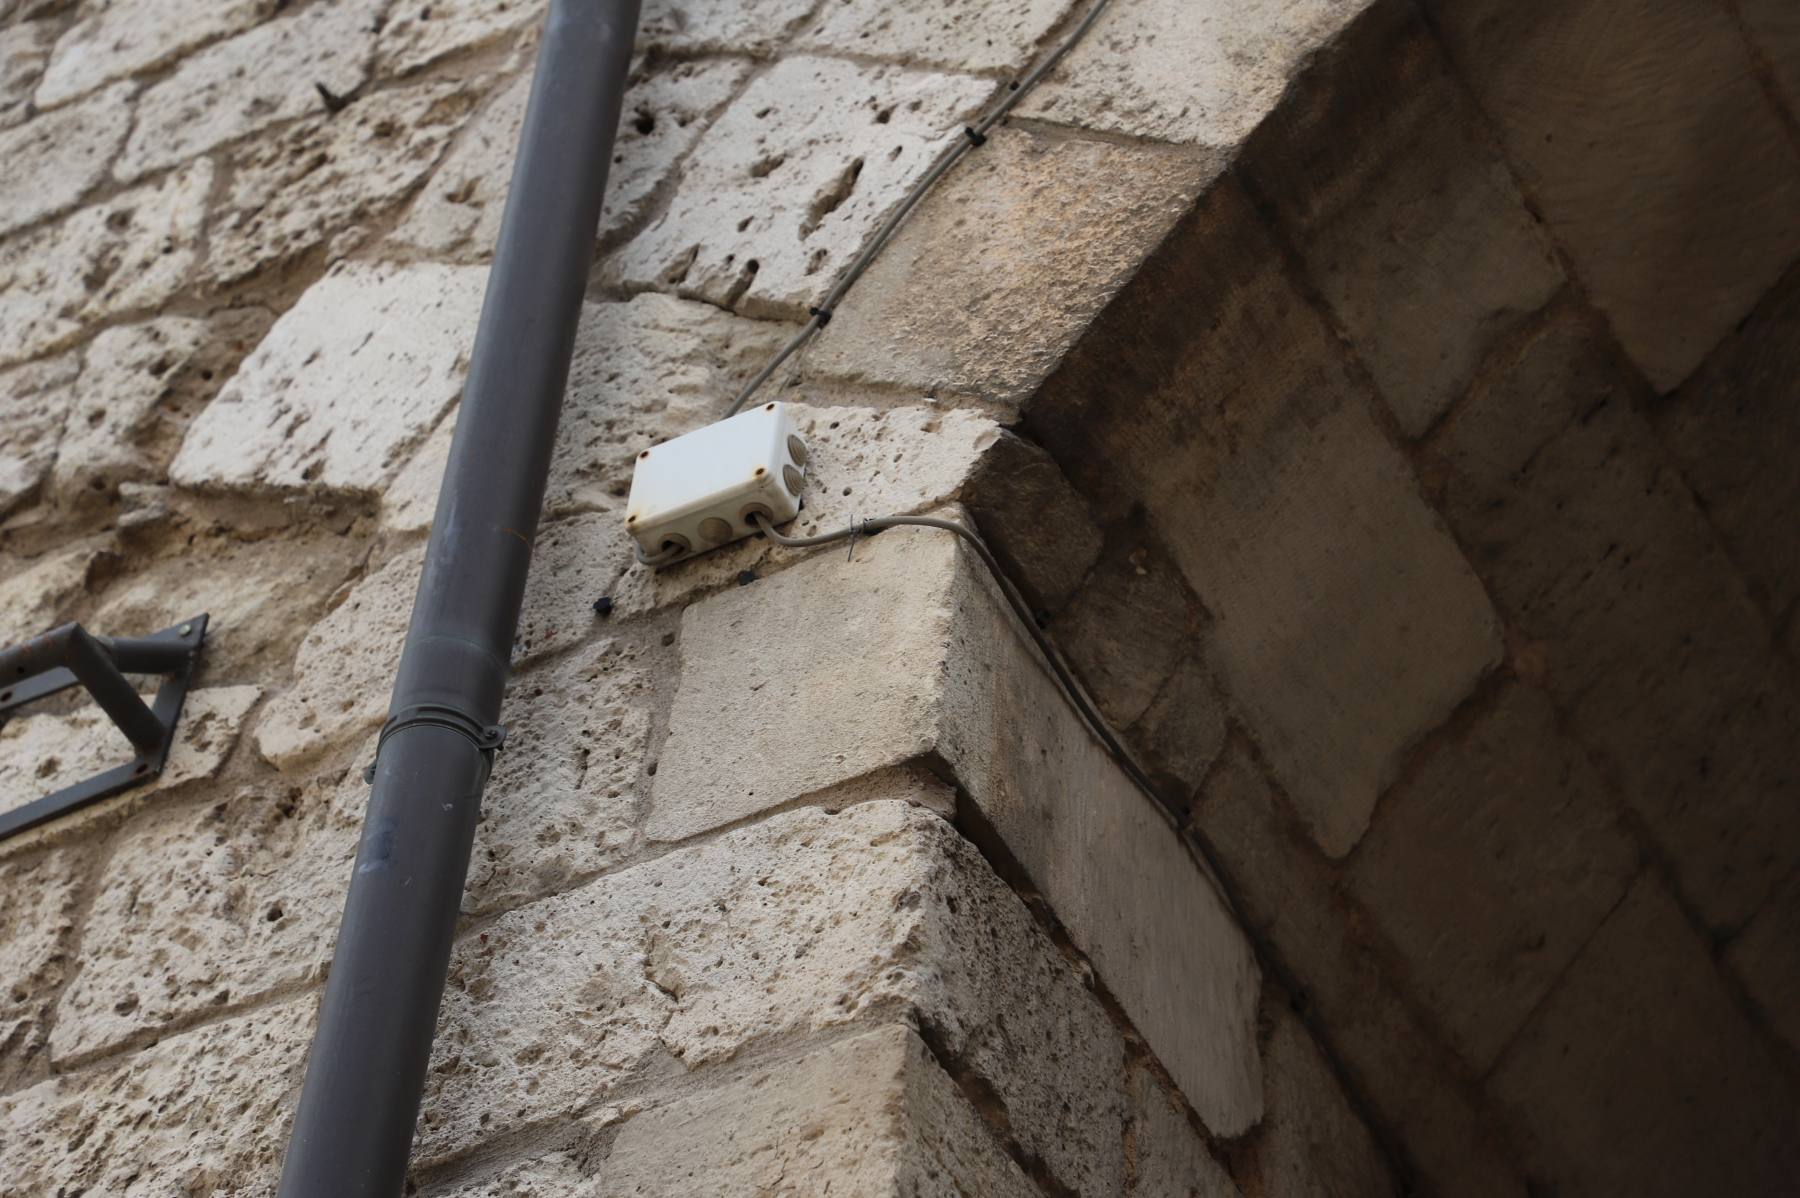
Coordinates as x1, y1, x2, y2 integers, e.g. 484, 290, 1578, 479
0, 615, 208, 840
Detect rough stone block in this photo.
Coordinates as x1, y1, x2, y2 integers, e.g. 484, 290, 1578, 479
115, 0, 380, 181
1242, 5, 1561, 438
382, 410, 455, 534
962, 430, 1103, 612
1427, 0, 1800, 391
808, 126, 1215, 406
603, 1026, 1037, 1197
637, 0, 817, 53
798, 0, 1067, 73
1035, 179, 1500, 858
255, 543, 422, 769
0, 537, 111, 645
47, 761, 354, 1064
1344, 685, 1638, 1072
1490, 878, 1800, 1197
377, 0, 537, 76
0, 996, 312, 1195
467, 636, 655, 915
205, 81, 479, 285
0, 685, 261, 835
0, 845, 88, 1089
420, 798, 1127, 1195
1426, 309, 1800, 930
1194, 745, 1529, 1198
609, 56, 987, 319
395, 60, 747, 262
89, 522, 367, 685
0, 19, 54, 128
35, 0, 272, 109
1246, 1011, 1397, 1198
173, 262, 488, 496
1126, 1064, 1239, 1196
1129, 650, 1229, 802
0, 159, 211, 367
1051, 519, 1200, 728
570, 399, 1004, 625
0, 351, 79, 516
48, 316, 207, 502
650, 522, 1263, 1136
1018, 0, 1367, 144
0, 78, 132, 236
1727, 869, 1800, 1055
1658, 271, 1800, 622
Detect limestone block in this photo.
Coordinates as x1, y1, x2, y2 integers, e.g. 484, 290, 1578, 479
962, 431, 1103, 612
467, 636, 654, 915
1242, 6, 1561, 438
255, 543, 422, 769
1727, 870, 1800, 1054
798, 0, 1067, 73
205, 81, 479, 285
1129, 651, 1228, 799
1659, 273, 1800, 621
609, 56, 988, 319
90, 523, 368, 685
35, 0, 273, 109
116, 0, 380, 181
173, 262, 488, 496
1248, 1012, 1396, 1198
650, 523, 1263, 1136
1126, 1065, 1239, 1197
512, 511, 625, 665
0, 996, 312, 1195
0, 352, 79, 516
0, 159, 211, 367
0, 537, 110, 645
1427, 310, 1800, 930
1490, 878, 1800, 1197
377, 0, 537, 76
576, 400, 1004, 625
1345, 686, 1637, 1072
1427, 0, 1800, 391
0, 685, 261, 835
1051, 522, 1200, 728
602, 1026, 1037, 1197
48, 316, 208, 502
1031, 178, 1502, 859
394, 60, 746, 261
0, 19, 54, 128
1740, 0, 1800, 111
382, 411, 454, 533
421, 799, 1127, 1194
1193, 746, 1529, 1198
808, 126, 1214, 406
48, 761, 357, 1064
638, 0, 821, 52
0, 78, 131, 235
1017, 0, 1367, 144
0, 845, 88, 1089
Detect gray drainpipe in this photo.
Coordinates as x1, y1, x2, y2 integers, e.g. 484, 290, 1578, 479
276, 2, 642, 1193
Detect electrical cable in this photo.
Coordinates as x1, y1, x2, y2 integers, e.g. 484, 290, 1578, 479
746, 510, 1242, 916
723, 0, 1114, 418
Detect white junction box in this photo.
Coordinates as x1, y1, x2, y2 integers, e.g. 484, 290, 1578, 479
625, 401, 809, 566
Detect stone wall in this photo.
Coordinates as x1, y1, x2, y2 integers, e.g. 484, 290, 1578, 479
1, 0, 1794, 1195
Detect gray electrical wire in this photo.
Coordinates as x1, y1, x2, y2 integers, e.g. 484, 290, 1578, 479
723, 0, 1114, 417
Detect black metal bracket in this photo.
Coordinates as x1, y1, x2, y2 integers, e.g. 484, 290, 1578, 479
0, 614, 209, 840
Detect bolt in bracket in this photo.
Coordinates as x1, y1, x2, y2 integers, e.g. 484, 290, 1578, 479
0, 614, 208, 841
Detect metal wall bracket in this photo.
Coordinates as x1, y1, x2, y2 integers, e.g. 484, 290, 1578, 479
0, 614, 208, 840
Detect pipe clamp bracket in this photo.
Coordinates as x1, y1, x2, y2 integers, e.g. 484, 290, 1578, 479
364, 704, 507, 783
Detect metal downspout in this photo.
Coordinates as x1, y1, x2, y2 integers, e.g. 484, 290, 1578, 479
276, 2, 642, 1192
